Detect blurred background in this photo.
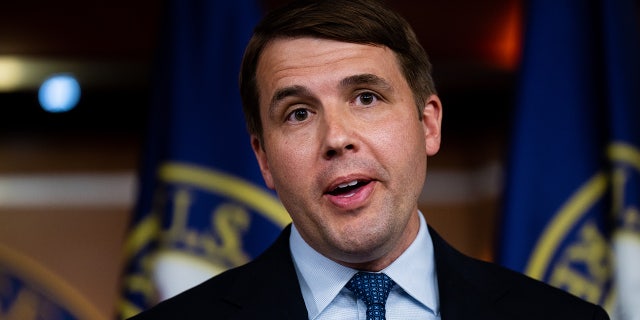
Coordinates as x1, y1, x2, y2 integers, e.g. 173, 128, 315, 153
1, 0, 638, 319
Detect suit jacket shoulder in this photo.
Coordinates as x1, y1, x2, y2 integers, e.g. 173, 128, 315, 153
429, 226, 610, 320
129, 226, 308, 320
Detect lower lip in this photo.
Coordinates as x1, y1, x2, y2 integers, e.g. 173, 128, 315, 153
325, 181, 376, 209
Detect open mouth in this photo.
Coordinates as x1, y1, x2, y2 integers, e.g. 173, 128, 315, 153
327, 179, 372, 196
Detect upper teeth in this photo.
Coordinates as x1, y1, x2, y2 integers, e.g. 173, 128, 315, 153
337, 180, 358, 189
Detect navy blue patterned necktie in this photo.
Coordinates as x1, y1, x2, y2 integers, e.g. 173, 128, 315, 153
345, 272, 396, 320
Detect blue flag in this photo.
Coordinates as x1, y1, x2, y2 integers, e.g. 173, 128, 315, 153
499, 0, 640, 318
117, 1, 289, 318
0, 244, 103, 320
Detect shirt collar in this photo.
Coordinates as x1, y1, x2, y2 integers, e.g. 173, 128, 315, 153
382, 212, 439, 314
290, 224, 356, 318
289, 211, 439, 318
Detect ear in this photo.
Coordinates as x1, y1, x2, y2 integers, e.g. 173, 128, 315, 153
251, 135, 275, 190
422, 94, 443, 156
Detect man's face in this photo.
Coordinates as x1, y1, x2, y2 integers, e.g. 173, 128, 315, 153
252, 37, 442, 270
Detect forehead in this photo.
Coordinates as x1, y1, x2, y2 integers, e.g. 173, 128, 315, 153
255, 37, 405, 101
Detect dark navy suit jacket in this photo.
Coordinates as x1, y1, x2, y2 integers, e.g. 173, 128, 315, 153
130, 225, 610, 319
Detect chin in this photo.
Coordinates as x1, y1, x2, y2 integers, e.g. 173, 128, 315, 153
334, 235, 388, 259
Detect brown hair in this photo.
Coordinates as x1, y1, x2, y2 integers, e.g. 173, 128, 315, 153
239, 0, 436, 146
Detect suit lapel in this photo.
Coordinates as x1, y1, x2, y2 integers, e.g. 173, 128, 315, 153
429, 227, 509, 320
223, 225, 308, 319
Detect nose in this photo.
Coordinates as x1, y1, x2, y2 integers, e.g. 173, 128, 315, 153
321, 110, 357, 160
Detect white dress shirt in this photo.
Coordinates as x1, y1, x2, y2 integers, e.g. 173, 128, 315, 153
290, 212, 441, 320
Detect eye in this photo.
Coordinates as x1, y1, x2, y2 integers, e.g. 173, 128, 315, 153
355, 91, 379, 106
286, 108, 310, 123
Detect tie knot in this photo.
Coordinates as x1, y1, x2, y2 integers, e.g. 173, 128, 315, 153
346, 272, 395, 319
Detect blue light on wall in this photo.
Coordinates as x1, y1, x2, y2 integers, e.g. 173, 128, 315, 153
38, 74, 81, 113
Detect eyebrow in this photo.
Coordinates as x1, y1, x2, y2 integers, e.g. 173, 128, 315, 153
271, 85, 310, 105
269, 85, 314, 116
339, 74, 393, 91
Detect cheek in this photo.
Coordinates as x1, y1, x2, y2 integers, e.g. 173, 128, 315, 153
375, 116, 424, 151
372, 118, 427, 171
267, 140, 314, 185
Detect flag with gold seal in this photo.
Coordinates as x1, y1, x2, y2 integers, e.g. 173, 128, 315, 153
498, 0, 640, 319
117, 1, 289, 318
